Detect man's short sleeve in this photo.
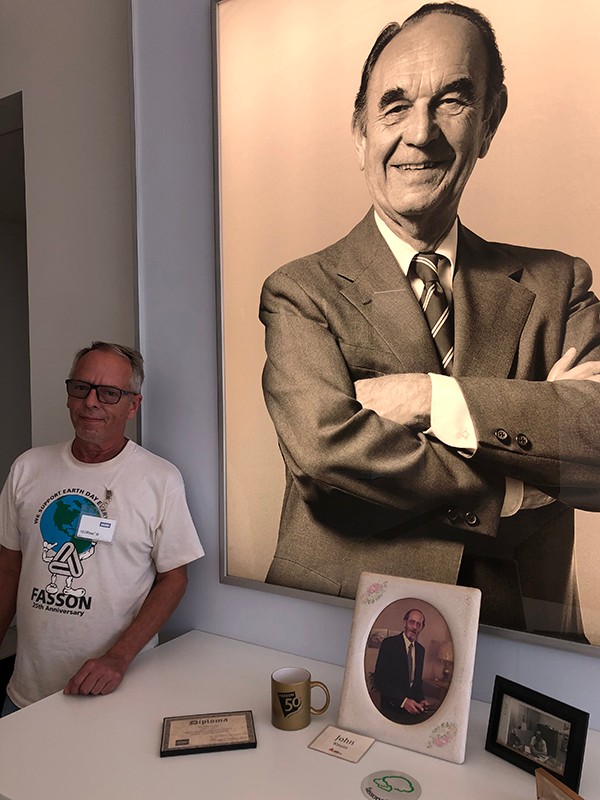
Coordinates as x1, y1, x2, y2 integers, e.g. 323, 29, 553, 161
150, 483, 204, 573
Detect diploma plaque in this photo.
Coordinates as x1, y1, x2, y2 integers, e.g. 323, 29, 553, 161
160, 710, 257, 757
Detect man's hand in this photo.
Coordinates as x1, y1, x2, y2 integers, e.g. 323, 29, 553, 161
41, 542, 58, 563
403, 698, 428, 714
355, 373, 432, 430
62, 565, 188, 699
64, 653, 128, 696
547, 347, 600, 382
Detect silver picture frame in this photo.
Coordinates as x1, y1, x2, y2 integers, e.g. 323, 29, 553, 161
214, 0, 600, 652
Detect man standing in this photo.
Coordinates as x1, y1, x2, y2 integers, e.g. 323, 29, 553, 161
260, 3, 600, 637
372, 609, 428, 724
0, 342, 204, 713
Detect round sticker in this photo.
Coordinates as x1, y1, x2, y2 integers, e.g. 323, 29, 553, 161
361, 770, 422, 800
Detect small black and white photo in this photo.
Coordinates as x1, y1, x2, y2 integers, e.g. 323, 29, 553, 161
485, 676, 589, 792
496, 694, 570, 776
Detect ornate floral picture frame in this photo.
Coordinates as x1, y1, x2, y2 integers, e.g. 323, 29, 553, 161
337, 572, 481, 763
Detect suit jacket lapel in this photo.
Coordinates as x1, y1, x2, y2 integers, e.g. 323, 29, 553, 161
453, 225, 535, 377
338, 211, 442, 373
334, 213, 536, 378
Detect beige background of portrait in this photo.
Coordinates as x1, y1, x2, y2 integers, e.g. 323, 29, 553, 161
218, 0, 600, 639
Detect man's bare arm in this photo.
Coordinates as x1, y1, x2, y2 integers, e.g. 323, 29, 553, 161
64, 564, 188, 696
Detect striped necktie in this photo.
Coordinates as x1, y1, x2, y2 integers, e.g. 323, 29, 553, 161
408, 642, 415, 686
411, 252, 454, 374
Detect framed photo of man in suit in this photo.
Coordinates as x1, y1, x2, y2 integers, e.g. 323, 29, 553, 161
215, 0, 600, 647
338, 573, 480, 763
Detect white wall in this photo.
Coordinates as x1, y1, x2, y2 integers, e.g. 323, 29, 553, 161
132, 0, 600, 729
0, 0, 137, 446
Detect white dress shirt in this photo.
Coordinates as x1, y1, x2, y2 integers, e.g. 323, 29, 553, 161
374, 210, 524, 516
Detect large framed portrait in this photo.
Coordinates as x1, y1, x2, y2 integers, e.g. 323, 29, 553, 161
215, 0, 600, 648
485, 676, 589, 792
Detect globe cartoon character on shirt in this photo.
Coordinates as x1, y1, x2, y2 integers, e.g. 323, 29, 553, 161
38, 493, 102, 598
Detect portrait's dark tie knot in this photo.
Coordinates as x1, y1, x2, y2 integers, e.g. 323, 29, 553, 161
411, 252, 454, 375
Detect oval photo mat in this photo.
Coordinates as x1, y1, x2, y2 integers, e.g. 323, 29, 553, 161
363, 597, 454, 725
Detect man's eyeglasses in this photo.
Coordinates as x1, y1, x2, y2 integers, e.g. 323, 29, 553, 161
65, 379, 136, 405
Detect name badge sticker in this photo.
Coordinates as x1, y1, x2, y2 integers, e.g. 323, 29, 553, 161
76, 514, 117, 544
308, 725, 375, 763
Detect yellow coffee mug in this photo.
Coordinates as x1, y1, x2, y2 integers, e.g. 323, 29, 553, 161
271, 667, 330, 731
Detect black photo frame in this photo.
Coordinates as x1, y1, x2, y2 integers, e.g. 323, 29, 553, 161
485, 676, 589, 792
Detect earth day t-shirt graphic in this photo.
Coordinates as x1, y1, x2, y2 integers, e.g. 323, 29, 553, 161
31, 490, 106, 612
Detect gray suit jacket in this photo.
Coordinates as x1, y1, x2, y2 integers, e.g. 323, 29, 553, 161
260, 211, 600, 635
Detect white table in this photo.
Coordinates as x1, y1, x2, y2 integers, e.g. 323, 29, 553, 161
0, 631, 597, 799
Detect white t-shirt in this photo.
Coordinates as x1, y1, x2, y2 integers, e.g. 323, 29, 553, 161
0, 440, 204, 707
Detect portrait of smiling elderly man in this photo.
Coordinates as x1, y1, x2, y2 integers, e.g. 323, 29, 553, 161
259, 2, 600, 640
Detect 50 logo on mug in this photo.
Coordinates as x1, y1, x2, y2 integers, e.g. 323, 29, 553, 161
277, 690, 303, 718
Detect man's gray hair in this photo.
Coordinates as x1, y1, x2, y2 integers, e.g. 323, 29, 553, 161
70, 341, 145, 393
352, 2, 505, 135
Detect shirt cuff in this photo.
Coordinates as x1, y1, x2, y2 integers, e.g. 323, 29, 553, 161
501, 477, 524, 517
428, 373, 477, 453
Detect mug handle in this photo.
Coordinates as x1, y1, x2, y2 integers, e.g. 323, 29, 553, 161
310, 681, 330, 715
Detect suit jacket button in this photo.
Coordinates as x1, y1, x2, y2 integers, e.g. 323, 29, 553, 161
515, 433, 531, 450
447, 508, 459, 523
465, 512, 479, 526
494, 429, 510, 444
